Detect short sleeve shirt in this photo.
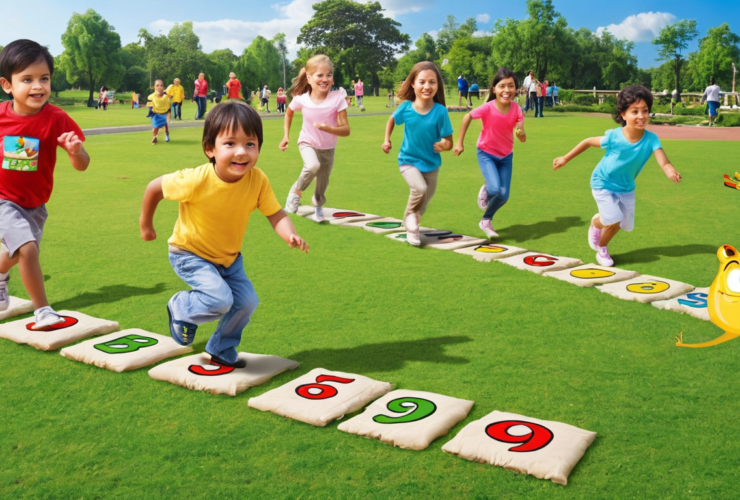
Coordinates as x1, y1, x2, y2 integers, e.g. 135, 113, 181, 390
226, 79, 242, 99
458, 78, 468, 92
0, 101, 85, 208
194, 79, 208, 97
354, 82, 364, 96
393, 101, 453, 172
470, 101, 523, 158
166, 84, 185, 103
162, 164, 282, 267
590, 127, 662, 193
147, 93, 171, 114
289, 88, 348, 150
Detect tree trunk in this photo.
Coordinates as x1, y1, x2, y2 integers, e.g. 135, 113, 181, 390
88, 72, 95, 106
674, 57, 682, 102
372, 71, 380, 96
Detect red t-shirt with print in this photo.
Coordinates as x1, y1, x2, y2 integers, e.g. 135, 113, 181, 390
0, 101, 85, 208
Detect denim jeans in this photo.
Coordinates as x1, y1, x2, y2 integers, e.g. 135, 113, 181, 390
172, 101, 182, 119
537, 96, 544, 117
477, 149, 513, 221
195, 96, 207, 119
168, 250, 258, 363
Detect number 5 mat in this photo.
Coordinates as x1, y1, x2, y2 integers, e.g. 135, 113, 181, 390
248, 368, 391, 426
0, 310, 120, 351
442, 410, 596, 485
337, 389, 474, 450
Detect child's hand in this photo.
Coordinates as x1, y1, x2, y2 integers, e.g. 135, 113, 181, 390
667, 167, 682, 185
279, 137, 289, 151
433, 141, 446, 153
314, 122, 327, 131
516, 128, 523, 136
140, 224, 156, 241
57, 132, 84, 155
453, 144, 464, 156
382, 141, 392, 154
289, 234, 309, 253
553, 157, 568, 170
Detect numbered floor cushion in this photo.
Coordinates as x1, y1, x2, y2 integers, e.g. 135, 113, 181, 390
652, 287, 710, 321
296, 205, 315, 217
342, 217, 408, 234
60, 329, 193, 372
385, 230, 488, 251
0, 296, 34, 321
544, 264, 640, 287
498, 252, 583, 275
454, 243, 528, 262
337, 389, 474, 450
305, 208, 381, 224
596, 275, 694, 304
442, 410, 596, 486
248, 368, 392, 427
0, 310, 120, 351
148, 352, 300, 397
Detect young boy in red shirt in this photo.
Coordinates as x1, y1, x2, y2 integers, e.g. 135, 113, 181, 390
0, 39, 90, 328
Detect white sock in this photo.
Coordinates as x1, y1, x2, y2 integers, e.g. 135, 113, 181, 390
34, 306, 56, 317
0, 271, 8, 282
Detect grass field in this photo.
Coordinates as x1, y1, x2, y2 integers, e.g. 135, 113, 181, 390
1, 110, 739, 498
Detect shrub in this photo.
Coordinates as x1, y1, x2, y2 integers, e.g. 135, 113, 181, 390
573, 94, 597, 106
718, 113, 740, 127
557, 89, 574, 103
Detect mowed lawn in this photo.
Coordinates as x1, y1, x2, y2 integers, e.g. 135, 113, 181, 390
1, 110, 739, 499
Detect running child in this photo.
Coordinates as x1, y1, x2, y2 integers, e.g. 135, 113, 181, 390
382, 61, 453, 246
0, 39, 90, 328
280, 55, 350, 222
140, 101, 309, 368
225, 72, 242, 100
147, 79, 170, 144
276, 87, 286, 113
454, 67, 526, 239
166, 78, 185, 120
553, 85, 681, 266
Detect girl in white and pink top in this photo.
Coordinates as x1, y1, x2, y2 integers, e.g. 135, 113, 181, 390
454, 67, 527, 239
279, 55, 350, 222
354, 78, 364, 107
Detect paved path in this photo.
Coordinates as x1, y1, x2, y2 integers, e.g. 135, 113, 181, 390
647, 124, 740, 141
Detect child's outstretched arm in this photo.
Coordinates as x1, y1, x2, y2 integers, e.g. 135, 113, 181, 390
57, 131, 89, 171
516, 123, 526, 143
553, 136, 602, 170
267, 210, 309, 253
433, 135, 453, 153
654, 148, 682, 185
453, 112, 473, 156
279, 107, 295, 151
315, 110, 350, 137
140, 177, 164, 241
382, 116, 395, 154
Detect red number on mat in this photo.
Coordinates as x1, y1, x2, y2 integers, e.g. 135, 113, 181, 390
295, 374, 355, 400
188, 364, 235, 376
485, 420, 554, 452
523, 255, 557, 267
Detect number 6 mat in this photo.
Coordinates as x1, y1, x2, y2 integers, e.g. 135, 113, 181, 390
442, 410, 596, 485
596, 275, 694, 303
248, 368, 391, 427
337, 389, 474, 450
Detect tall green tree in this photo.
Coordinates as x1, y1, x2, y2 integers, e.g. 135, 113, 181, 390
273, 33, 289, 90
652, 19, 699, 100
688, 24, 740, 90
394, 33, 439, 84
59, 9, 125, 103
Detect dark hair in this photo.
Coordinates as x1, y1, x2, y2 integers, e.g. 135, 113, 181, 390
0, 39, 54, 87
397, 61, 446, 106
614, 85, 653, 126
486, 67, 519, 102
202, 101, 263, 162
710, 77, 715, 85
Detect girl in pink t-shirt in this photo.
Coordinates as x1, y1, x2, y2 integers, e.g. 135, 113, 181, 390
279, 55, 350, 222
454, 67, 527, 239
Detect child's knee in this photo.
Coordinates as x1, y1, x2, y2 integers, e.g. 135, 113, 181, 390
18, 241, 39, 258
303, 159, 321, 175
233, 291, 259, 314
206, 289, 234, 316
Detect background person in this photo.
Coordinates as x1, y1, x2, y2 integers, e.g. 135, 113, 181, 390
354, 78, 364, 107
700, 77, 721, 127
193, 73, 208, 120
457, 75, 469, 106
260, 84, 271, 113
225, 72, 242, 100
522, 71, 535, 112
166, 78, 185, 120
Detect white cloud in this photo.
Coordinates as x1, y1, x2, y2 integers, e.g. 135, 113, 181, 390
476, 13, 490, 24
595, 11, 676, 42
472, 30, 490, 38
380, 0, 430, 17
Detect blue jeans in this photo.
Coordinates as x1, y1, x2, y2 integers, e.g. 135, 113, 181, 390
536, 96, 544, 117
172, 101, 181, 119
478, 149, 513, 221
195, 96, 207, 119
168, 251, 258, 363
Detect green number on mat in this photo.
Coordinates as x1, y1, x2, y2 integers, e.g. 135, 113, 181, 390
373, 397, 437, 424
94, 334, 158, 354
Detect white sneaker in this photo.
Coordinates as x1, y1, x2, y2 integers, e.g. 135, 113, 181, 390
314, 206, 324, 223
0, 279, 8, 311
31, 306, 65, 330
477, 184, 488, 210
404, 214, 421, 246
285, 191, 301, 213
596, 246, 614, 267
588, 214, 602, 251
478, 219, 499, 239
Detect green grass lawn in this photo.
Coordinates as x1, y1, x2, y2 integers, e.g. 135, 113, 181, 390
1, 111, 739, 498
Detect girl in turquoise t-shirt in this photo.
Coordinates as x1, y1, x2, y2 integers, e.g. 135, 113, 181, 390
553, 85, 681, 266
382, 61, 453, 247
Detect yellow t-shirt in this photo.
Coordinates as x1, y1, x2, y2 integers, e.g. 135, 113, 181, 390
147, 93, 171, 114
166, 84, 185, 103
162, 164, 282, 267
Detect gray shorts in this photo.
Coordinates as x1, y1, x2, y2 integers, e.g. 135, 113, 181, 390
0, 200, 47, 257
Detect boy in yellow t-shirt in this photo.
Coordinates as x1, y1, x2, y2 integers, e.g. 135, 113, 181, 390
139, 101, 309, 368
166, 78, 185, 120
147, 79, 171, 144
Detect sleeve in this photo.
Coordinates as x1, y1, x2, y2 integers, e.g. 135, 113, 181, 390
438, 106, 453, 138
165, 85, 173, 97
147, 93, 155, 106
599, 129, 613, 150
515, 104, 524, 124
161, 169, 196, 203
336, 88, 348, 112
392, 101, 407, 125
289, 94, 303, 111
650, 132, 662, 152
469, 101, 488, 120
256, 171, 283, 217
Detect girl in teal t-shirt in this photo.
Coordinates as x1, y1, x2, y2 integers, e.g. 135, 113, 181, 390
382, 61, 453, 247
553, 85, 681, 266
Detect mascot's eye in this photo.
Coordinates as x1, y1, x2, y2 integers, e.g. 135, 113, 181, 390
727, 269, 740, 293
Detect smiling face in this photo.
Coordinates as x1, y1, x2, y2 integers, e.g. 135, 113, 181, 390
306, 63, 333, 97
0, 59, 51, 115
412, 69, 438, 103
205, 126, 260, 183
620, 99, 650, 130
494, 77, 517, 103
709, 245, 740, 334
154, 80, 164, 94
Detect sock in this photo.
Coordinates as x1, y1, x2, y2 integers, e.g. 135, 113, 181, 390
34, 306, 54, 316
0, 271, 8, 282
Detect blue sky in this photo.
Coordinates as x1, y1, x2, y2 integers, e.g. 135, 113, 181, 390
2, 0, 739, 69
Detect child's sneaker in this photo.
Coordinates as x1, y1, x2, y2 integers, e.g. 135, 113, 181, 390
31, 306, 65, 330
314, 205, 325, 223
209, 353, 247, 369
167, 300, 198, 346
0, 278, 8, 312
151, 136, 157, 145
588, 214, 602, 251
165, 135, 170, 143
478, 219, 499, 239
477, 184, 488, 210
596, 246, 614, 267
404, 214, 421, 246
285, 190, 301, 213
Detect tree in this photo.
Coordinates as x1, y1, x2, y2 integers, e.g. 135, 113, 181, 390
298, 0, 410, 94
236, 36, 283, 93
652, 19, 699, 100
51, 56, 72, 96
59, 9, 125, 104
273, 33, 288, 90
688, 24, 740, 90
446, 35, 495, 86
436, 15, 460, 55
394, 33, 439, 84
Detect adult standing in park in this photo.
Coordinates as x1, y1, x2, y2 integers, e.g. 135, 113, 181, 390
354, 78, 364, 107
225, 72, 242, 100
166, 78, 185, 120
193, 73, 208, 120
98, 85, 108, 110
458, 75, 469, 106
700, 77, 722, 127
260, 84, 271, 113
468, 81, 480, 105
537, 80, 548, 117
522, 70, 535, 112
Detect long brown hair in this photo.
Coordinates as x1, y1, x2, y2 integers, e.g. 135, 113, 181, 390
288, 54, 333, 97
486, 67, 519, 103
397, 61, 446, 106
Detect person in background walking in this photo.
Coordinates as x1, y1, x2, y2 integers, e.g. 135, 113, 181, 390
354, 78, 364, 107
225, 72, 242, 100
193, 73, 208, 120
166, 78, 185, 120
700, 77, 722, 127
457, 75, 469, 106
522, 71, 535, 113
261, 85, 271, 113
